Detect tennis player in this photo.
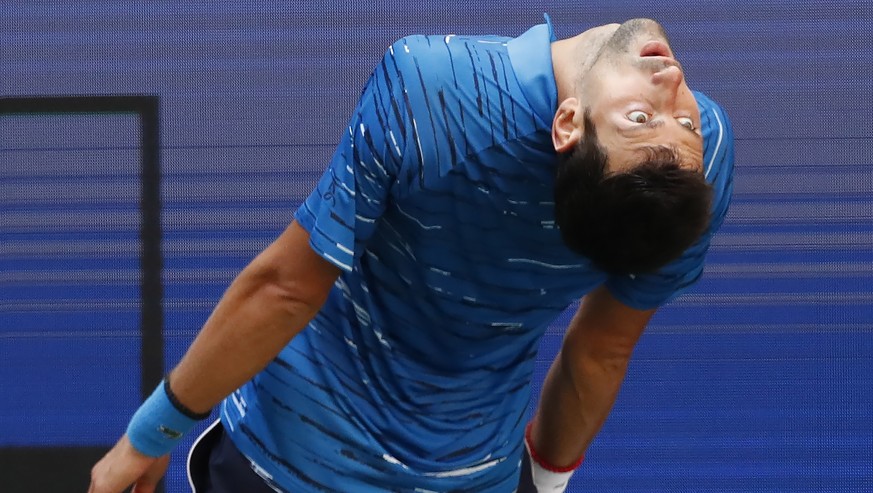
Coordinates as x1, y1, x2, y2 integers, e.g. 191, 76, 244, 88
89, 14, 733, 493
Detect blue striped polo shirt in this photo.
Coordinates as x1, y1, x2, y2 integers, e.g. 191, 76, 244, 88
221, 16, 734, 492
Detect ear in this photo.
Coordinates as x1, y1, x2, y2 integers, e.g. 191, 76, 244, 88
551, 98, 583, 153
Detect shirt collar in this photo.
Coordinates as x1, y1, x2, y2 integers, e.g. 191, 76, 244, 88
506, 13, 558, 126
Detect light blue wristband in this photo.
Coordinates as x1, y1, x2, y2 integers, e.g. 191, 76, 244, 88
126, 381, 200, 457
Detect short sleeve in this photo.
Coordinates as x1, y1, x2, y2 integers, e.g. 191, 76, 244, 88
606, 92, 735, 310
294, 45, 409, 271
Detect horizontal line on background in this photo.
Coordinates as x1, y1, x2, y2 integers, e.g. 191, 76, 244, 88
1, 300, 141, 311
732, 163, 873, 170
0, 330, 140, 339
0, 143, 335, 153
676, 292, 873, 305
711, 232, 873, 247
731, 195, 873, 202
570, 356, 872, 363
0, 329, 208, 339
645, 323, 873, 334
0, 268, 240, 283
1, 299, 220, 311
705, 262, 873, 276
0, 172, 320, 182
1, 239, 267, 256
734, 136, 872, 141
1, 202, 296, 211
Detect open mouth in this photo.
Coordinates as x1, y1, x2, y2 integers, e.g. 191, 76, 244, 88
640, 41, 672, 58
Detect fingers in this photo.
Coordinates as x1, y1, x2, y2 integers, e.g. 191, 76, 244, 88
131, 455, 170, 493
88, 458, 113, 493
87, 435, 164, 493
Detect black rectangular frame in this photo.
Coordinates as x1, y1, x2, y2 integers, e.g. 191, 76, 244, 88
0, 95, 164, 492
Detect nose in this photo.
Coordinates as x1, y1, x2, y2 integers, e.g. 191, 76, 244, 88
651, 65, 684, 103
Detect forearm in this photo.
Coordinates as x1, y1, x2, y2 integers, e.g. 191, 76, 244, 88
163, 223, 338, 415
528, 286, 651, 469
529, 346, 629, 466
167, 265, 321, 414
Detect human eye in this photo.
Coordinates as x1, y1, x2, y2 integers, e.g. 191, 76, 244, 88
677, 116, 696, 130
626, 110, 650, 124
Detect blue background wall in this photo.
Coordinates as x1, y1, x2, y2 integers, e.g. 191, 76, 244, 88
2, 1, 872, 491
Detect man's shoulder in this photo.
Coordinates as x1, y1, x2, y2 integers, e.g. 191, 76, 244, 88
372, 33, 547, 183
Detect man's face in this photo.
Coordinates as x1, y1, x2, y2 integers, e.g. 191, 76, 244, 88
578, 19, 703, 173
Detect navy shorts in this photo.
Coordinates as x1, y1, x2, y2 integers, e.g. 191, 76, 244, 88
187, 419, 530, 492
187, 420, 281, 493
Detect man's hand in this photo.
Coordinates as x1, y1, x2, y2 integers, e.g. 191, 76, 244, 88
88, 435, 170, 493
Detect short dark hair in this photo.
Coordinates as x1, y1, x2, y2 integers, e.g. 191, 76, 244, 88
553, 112, 713, 275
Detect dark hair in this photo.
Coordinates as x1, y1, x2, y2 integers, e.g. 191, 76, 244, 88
553, 112, 713, 275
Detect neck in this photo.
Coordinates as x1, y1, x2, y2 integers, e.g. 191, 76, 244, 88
551, 24, 620, 102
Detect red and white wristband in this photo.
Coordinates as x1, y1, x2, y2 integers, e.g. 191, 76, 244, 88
524, 422, 584, 492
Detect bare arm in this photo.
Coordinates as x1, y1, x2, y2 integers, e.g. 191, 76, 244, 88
529, 284, 655, 466
169, 220, 341, 413
89, 221, 340, 493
